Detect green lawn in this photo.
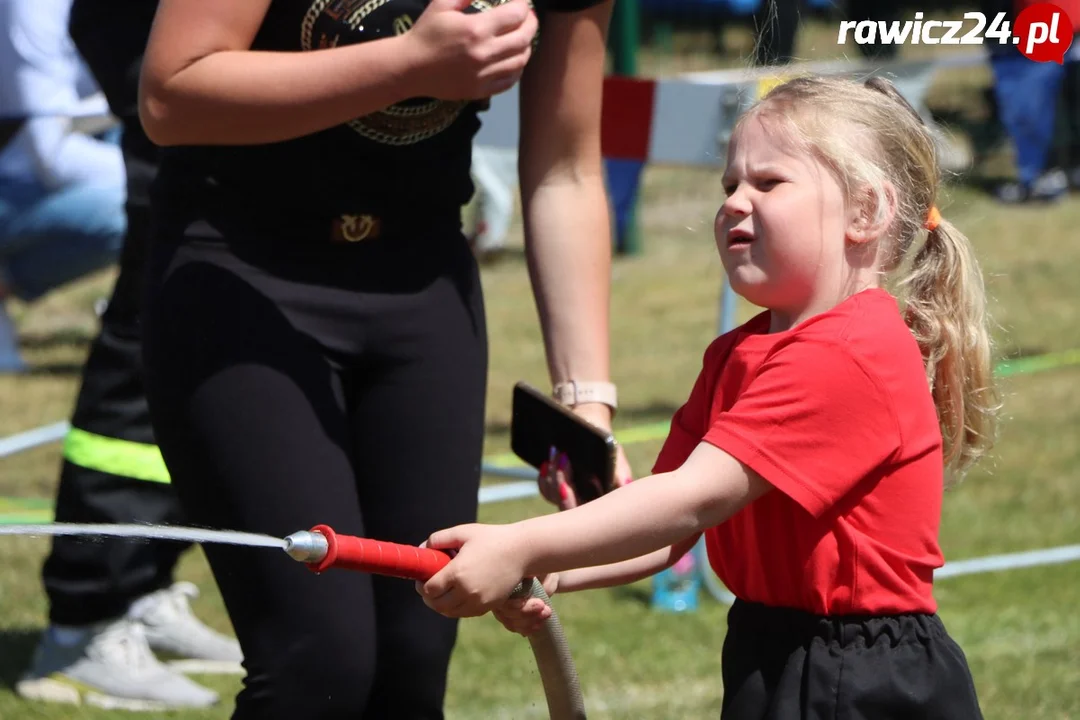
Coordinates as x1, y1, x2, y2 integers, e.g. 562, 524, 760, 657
1, 17, 1079, 720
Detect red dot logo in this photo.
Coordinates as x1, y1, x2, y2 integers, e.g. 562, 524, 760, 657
1015, 3, 1074, 63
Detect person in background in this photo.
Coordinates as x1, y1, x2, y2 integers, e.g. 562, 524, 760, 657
984, 0, 1080, 203
0, 0, 124, 372
14, 0, 241, 711
468, 144, 518, 263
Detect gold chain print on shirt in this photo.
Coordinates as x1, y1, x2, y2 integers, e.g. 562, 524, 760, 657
302, 0, 534, 146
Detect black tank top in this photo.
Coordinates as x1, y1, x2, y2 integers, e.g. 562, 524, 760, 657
155, 0, 604, 217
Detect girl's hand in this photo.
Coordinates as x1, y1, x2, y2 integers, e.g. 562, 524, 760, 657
405, 0, 538, 100
417, 523, 529, 618
492, 574, 559, 636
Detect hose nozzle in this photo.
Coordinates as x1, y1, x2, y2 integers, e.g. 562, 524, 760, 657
283, 530, 329, 564
282, 524, 450, 580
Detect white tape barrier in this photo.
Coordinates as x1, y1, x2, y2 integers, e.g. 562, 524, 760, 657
479, 480, 540, 504
0, 421, 69, 459
936, 543, 1080, 579
698, 541, 1080, 607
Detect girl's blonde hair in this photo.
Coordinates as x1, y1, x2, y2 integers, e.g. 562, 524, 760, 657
738, 74, 999, 481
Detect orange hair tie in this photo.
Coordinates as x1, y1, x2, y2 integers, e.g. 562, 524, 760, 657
924, 205, 941, 231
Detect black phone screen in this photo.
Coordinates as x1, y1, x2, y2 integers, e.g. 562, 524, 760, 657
510, 382, 617, 504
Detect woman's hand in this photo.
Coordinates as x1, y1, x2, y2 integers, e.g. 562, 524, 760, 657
491, 573, 559, 636
417, 523, 530, 618
538, 403, 635, 510
406, 0, 538, 100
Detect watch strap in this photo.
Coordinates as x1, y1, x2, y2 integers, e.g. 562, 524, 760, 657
552, 380, 618, 411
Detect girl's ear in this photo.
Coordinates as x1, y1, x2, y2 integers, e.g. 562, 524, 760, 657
847, 182, 897, 245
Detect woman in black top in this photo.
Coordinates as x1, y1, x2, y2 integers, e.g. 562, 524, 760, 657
137, 0, 629, 717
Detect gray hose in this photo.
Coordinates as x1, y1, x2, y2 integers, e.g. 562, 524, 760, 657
510, 578, 587, 720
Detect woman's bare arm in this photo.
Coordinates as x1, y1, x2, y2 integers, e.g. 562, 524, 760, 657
516, 3, 636, 486
139, 0, 538, 146
517, 3, 613, 394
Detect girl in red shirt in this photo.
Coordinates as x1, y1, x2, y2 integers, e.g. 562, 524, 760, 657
419, 73, 998, 718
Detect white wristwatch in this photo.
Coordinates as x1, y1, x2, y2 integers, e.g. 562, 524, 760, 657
552, 380, 618, 413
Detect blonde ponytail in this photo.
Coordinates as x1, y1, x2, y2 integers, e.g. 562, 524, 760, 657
898, 217, 999, 481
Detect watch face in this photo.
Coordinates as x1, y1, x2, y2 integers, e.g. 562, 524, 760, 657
301, 0, 526, 146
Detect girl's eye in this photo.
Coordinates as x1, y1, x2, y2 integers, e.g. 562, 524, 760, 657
757, 178, 781, 190
722, 183, 738, 196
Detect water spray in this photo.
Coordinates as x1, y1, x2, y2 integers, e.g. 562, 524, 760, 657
283, 524, 586, 720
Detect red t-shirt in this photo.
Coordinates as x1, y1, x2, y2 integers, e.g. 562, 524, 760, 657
653, 289, 945, 615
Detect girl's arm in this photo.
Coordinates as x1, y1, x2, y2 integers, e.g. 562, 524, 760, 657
521, 443, 767, 578
555, 533, 701, 592
516, 3, 633, 483
138, 0, 538, 146
421, 442, 770, 616
490, 534, 700, 636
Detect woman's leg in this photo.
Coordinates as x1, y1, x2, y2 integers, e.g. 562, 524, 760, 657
142, 239, 382, 719
348, 230, 488, 719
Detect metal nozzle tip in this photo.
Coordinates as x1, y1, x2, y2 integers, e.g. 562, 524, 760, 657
283, 530, 329, 563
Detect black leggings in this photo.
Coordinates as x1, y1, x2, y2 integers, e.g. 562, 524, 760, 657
141, 205, 487, 719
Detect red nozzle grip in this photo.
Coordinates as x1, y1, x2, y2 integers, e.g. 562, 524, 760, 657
307, 524, 451, 582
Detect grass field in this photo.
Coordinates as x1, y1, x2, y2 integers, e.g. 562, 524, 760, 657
2, 15, 1080, 720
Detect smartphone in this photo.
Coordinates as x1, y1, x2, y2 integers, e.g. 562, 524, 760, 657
510, 382, 618, 504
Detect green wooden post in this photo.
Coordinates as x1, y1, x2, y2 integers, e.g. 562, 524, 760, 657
608, 0, 642, 255
611, 0, 639, 76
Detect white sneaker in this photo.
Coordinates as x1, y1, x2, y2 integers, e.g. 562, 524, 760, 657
16, 617, 219, 711
128, 581, 245, 675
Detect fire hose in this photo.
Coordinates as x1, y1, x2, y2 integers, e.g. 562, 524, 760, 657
283, 524, 587, 720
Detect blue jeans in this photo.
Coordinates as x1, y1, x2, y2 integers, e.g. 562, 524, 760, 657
990, 46, 1072, 185
0, 177, 125, 301
0, 163, 126, 372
